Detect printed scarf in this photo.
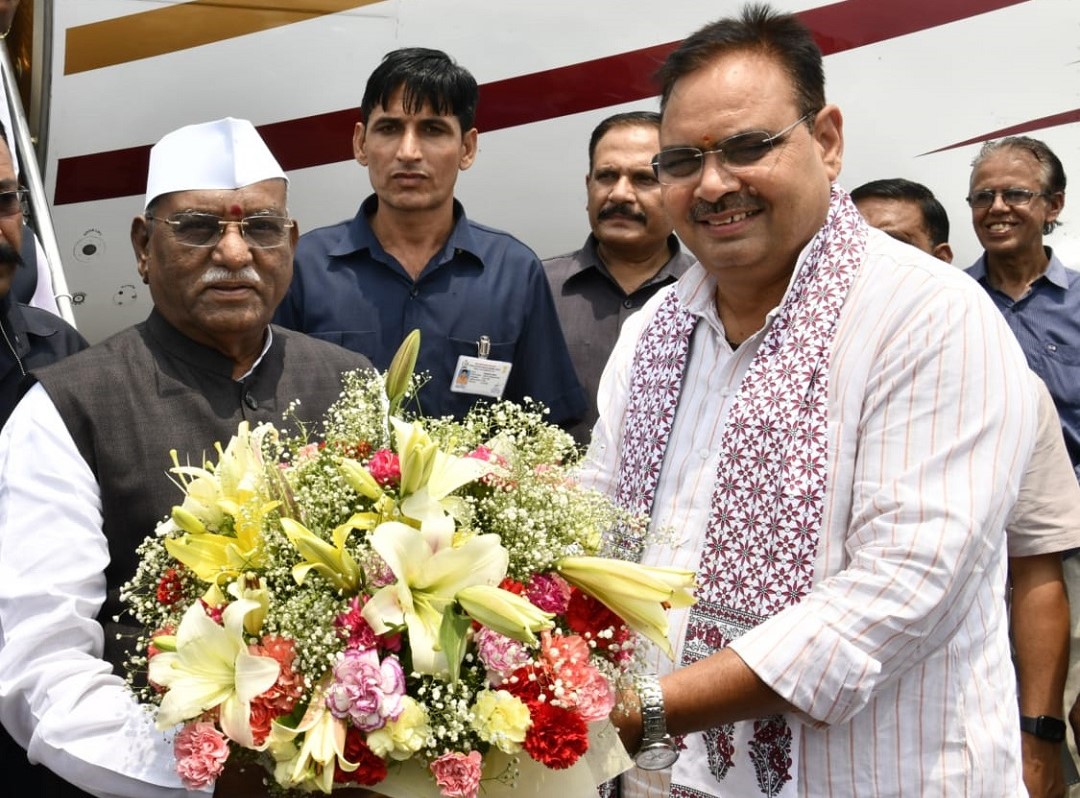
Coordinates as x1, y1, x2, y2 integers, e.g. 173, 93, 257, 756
612, 185, 867, 797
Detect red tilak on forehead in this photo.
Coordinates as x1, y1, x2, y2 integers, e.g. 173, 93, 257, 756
228, 204, 244, 217
702, 135, 714, 147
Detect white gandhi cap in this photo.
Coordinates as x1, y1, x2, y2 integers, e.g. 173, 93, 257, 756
144, 117, 287, 209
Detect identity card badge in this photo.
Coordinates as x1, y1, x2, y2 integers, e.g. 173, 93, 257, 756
450, 335, 512, 398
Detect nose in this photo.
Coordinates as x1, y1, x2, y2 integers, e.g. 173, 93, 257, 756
213, 221, 253, 267
397, 127, 422, 161
987, 191, 1011, 213
610, 174, 636, 203
694, 151, 742, 201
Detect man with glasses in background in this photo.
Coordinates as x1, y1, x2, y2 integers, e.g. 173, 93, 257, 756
583, 6, 1038, 796
963, 138, 1080, 797
0, 117, 369, 797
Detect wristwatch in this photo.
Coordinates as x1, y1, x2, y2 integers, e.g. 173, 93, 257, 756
1020, 715, 1067, 743
634, 674, 679, 770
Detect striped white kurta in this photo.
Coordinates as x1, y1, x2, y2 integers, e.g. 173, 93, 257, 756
580, 226, 1036, 797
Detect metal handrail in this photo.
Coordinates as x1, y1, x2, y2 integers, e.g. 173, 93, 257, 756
0, 38, 76, 326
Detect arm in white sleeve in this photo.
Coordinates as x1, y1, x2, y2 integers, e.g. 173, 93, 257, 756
729, 278, 1037, 726
0, 384, 209, 798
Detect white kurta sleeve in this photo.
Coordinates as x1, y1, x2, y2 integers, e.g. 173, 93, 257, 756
0, 384, 209, 797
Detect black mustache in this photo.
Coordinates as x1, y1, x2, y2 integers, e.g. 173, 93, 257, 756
689, 199, 762, 222
0, 242, 23, 269
598, 203, 647, 224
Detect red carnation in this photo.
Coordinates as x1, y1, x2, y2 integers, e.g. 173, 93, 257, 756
565, 588, 630, 656
523, 701, 589, 769
366, 449, 401, 487
498, 577, 526, 596
156, 567, 184, 606
502, 664, 546, 704
334, 727, 388, 786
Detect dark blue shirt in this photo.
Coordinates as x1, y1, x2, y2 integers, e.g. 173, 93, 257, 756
275, 196, 586, 424
967, 248, 1080, 479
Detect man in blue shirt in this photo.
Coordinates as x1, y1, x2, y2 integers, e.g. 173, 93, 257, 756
274, 47, 585, 426
964, 137, 1078, 478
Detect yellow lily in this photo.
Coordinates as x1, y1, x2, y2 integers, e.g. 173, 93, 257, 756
338, 457, 383, 500
162, 422, 279, 583
557, 556, 697, 659
456, 584, 554, 644
362, 521, 509, 674
269, 682, 353, 795
148, 599, 280, 749
280, 517, 363, 594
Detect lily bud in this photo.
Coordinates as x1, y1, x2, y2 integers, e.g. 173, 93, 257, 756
456, 584, 555, 644
339, 458, 383, 499
386, 329, 421, 415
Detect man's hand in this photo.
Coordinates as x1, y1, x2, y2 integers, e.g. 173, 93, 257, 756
1020, 734, 1066, 798
611, 684, 643, 757
213, 760, 381, 797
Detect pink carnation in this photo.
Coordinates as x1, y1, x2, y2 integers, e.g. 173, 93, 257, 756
367, 449, 401, 487
525, 572, 571, 614
173, 721, 229, 789
334, 596, 379, 650
567, 663, 615, 722
430, 750, 483, 798
325, 648, 405, 731
475, 627, 531, 684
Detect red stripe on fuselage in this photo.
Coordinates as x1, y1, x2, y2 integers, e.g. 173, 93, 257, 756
53, 0, 1031, 206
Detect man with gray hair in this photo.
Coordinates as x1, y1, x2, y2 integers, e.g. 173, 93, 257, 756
0, 117, 369, 796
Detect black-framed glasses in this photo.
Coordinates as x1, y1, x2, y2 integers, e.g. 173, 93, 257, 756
651, 113, 813, 185
966, 188, 1048, 209
0, 189, 29, 218
146, 212, 294, 249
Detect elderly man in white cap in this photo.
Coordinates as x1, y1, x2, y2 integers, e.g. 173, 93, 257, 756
0, 118, 370, 797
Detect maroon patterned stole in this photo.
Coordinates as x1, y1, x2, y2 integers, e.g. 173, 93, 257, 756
612, 186, 867, 797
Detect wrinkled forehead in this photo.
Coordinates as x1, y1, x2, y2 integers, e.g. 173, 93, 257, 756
150, 178, 288, 216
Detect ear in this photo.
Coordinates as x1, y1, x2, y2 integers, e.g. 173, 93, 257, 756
289, 218, 300, 249
131, 215, 151, 284
459, 128, 478, 171
353, 122, 368, 167
1046, 190, 1065, 226
932, 242, 954, 264
811, 105, 844, 181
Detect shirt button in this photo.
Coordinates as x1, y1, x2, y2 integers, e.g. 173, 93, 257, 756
410, 287, 420, 298
243, 393, 258, 410
623, 299, 634, 309
699, 448, 710, 460
1047, 343, 1058, 352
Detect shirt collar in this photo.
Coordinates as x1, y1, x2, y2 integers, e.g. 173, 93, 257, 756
146, 308, 273, 381
566, 233, 689, 287
968, 246, 1069, 290
331, 195, 484, 267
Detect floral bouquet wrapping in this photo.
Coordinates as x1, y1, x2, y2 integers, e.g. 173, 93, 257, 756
121, 332, 696, 797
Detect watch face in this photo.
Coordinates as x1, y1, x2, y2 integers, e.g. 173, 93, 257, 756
636, 742, 679, 771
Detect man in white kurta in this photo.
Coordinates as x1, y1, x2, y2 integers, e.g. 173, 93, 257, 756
588, 6, 1037, 797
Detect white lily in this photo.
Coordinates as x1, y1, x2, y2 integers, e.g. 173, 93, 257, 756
557, 556, 697, 659
148, 599, 280, 749
456, 584, 554, 644
362, 521, 509, 674
391, 417, 498, 526
269, 683, 353, 794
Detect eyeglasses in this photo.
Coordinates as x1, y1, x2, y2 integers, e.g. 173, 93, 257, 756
965, 188, 1048, 209
146, 212, 294, 249
651, 113, 813, 185
0, 189, 29, 218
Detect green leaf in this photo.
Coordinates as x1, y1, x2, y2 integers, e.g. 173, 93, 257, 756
438, 603, 473, 685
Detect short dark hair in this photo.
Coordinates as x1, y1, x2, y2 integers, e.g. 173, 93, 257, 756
657, 3, 824, 121
851, 178, 950, 247
971, 136, 1066, 235
587, 111, 661, 172
361, 47, 478, 133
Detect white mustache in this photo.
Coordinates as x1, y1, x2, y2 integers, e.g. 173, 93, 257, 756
198, 266, 262, 286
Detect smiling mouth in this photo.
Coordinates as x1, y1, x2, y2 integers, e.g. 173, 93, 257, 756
703, 209, 759, 227
986, 222, 1014, 233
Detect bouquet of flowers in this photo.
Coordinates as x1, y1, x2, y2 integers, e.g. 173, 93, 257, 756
121, 332, 696, 797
